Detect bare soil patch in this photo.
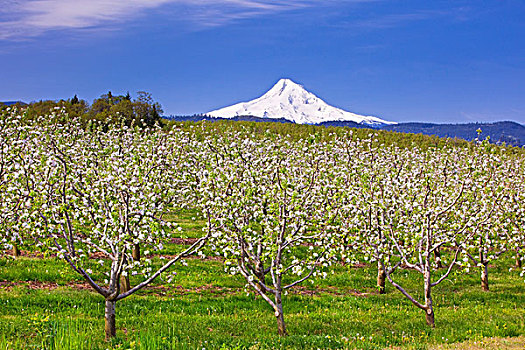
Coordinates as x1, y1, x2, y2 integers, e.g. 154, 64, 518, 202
429, 336, 525, 350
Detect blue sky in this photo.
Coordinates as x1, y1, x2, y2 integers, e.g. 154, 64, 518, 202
1, 0, 524, 123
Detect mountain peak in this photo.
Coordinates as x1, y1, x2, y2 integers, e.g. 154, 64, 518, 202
267, 78, 306, 96
208, 79, 396, 125
276, 78, 302, 88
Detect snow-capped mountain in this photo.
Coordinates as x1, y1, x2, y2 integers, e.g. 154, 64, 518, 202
207, 78, 396, 125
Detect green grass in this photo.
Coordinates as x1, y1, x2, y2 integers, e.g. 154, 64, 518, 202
1, 212, 524, 349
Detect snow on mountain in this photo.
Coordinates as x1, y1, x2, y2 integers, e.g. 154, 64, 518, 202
207, 78, 396, 125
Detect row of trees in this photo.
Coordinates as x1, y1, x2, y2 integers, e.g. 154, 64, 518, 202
1, 108, 524, 339
1, 91, 163, 128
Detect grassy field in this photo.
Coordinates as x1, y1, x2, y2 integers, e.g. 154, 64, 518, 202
1, 210, 524, 350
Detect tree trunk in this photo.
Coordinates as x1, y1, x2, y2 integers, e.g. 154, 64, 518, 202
516, 253, 522, 269
481, 263, 489, 291
274, 292, 287, 336
434, 248, 443, 269
132, 244, 140, 261
377, 263, 386, 294
120, 275, 131, 293
276, 311, 287, 336
425, 307, 435, 328
104, 300, 116, 340
424, 267, 435, 328
12, 245, 20, 258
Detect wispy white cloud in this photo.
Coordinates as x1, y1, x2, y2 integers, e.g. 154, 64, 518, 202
0, 0, 350, 40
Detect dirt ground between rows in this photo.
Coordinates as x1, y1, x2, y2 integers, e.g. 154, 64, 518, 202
388, 336, 525, 349
0, 279, 371, 297
431, 336, 525, 349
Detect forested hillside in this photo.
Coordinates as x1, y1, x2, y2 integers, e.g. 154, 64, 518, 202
382, 121, 525, 147
168, 115, 525, 147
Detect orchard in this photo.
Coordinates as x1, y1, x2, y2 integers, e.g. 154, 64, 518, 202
1, 108, 524, 349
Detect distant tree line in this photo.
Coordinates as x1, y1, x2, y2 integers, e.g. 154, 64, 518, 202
165, 114, 292, 124
167, 117, 525, 147
0, 91, 163, 128
382, 121, 525, 147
